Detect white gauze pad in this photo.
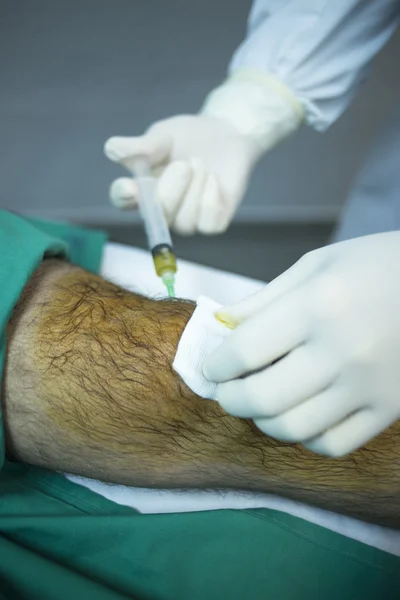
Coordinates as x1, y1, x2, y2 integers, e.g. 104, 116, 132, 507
173, 295, 232, 400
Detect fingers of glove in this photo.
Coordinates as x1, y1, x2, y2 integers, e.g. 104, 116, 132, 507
203, 288, 308, 383
196, 174, 226, 234
304, 409, 393, 457
216, 249, 327, 329
109, 177, 139, 209
253, 386, 356, 443
172, 159, 206, 235
104, 131, 171, 171
157, 161, 193, 225
215, 345, 339, 419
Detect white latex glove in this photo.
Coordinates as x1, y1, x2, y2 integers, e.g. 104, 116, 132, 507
104, 71, 304, 235
203, 232, 400, 457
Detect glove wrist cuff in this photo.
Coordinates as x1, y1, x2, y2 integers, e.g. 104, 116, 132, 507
201, 69, 305, 156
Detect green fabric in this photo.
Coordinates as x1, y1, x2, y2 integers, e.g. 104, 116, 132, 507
0, 211, 399, 599
1, 461, 400, 600
26, 217, 107, 274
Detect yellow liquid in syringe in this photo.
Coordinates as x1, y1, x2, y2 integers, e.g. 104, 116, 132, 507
152, 244, 177, 297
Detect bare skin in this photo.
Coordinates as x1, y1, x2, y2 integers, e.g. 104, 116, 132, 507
2, 259, 400, 526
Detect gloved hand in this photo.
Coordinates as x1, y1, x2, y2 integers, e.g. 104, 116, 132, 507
104, 72, 304, 235
203, 232, 400, 457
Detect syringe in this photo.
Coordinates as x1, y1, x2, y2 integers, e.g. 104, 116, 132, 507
133, 159, 177, 297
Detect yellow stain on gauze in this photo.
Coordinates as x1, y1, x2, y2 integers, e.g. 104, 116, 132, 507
215, 312, 238, 330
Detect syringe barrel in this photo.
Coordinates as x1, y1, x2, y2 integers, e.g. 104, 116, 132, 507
136, 176, 172, 249
152, 244, 177, 277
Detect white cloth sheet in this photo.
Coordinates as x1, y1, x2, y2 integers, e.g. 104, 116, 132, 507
66, 242, 400, 557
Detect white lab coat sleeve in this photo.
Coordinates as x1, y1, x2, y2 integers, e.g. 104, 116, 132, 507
230, 0, 399, 131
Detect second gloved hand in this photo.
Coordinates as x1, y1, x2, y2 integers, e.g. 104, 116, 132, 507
104, 115, 259, 235
203, 232, 400, 457
104, 72, 304, 235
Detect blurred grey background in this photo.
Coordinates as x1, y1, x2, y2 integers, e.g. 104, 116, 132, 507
0, 0, 399, 281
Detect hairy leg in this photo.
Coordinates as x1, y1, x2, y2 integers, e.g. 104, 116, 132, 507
3, 259, 400, 526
